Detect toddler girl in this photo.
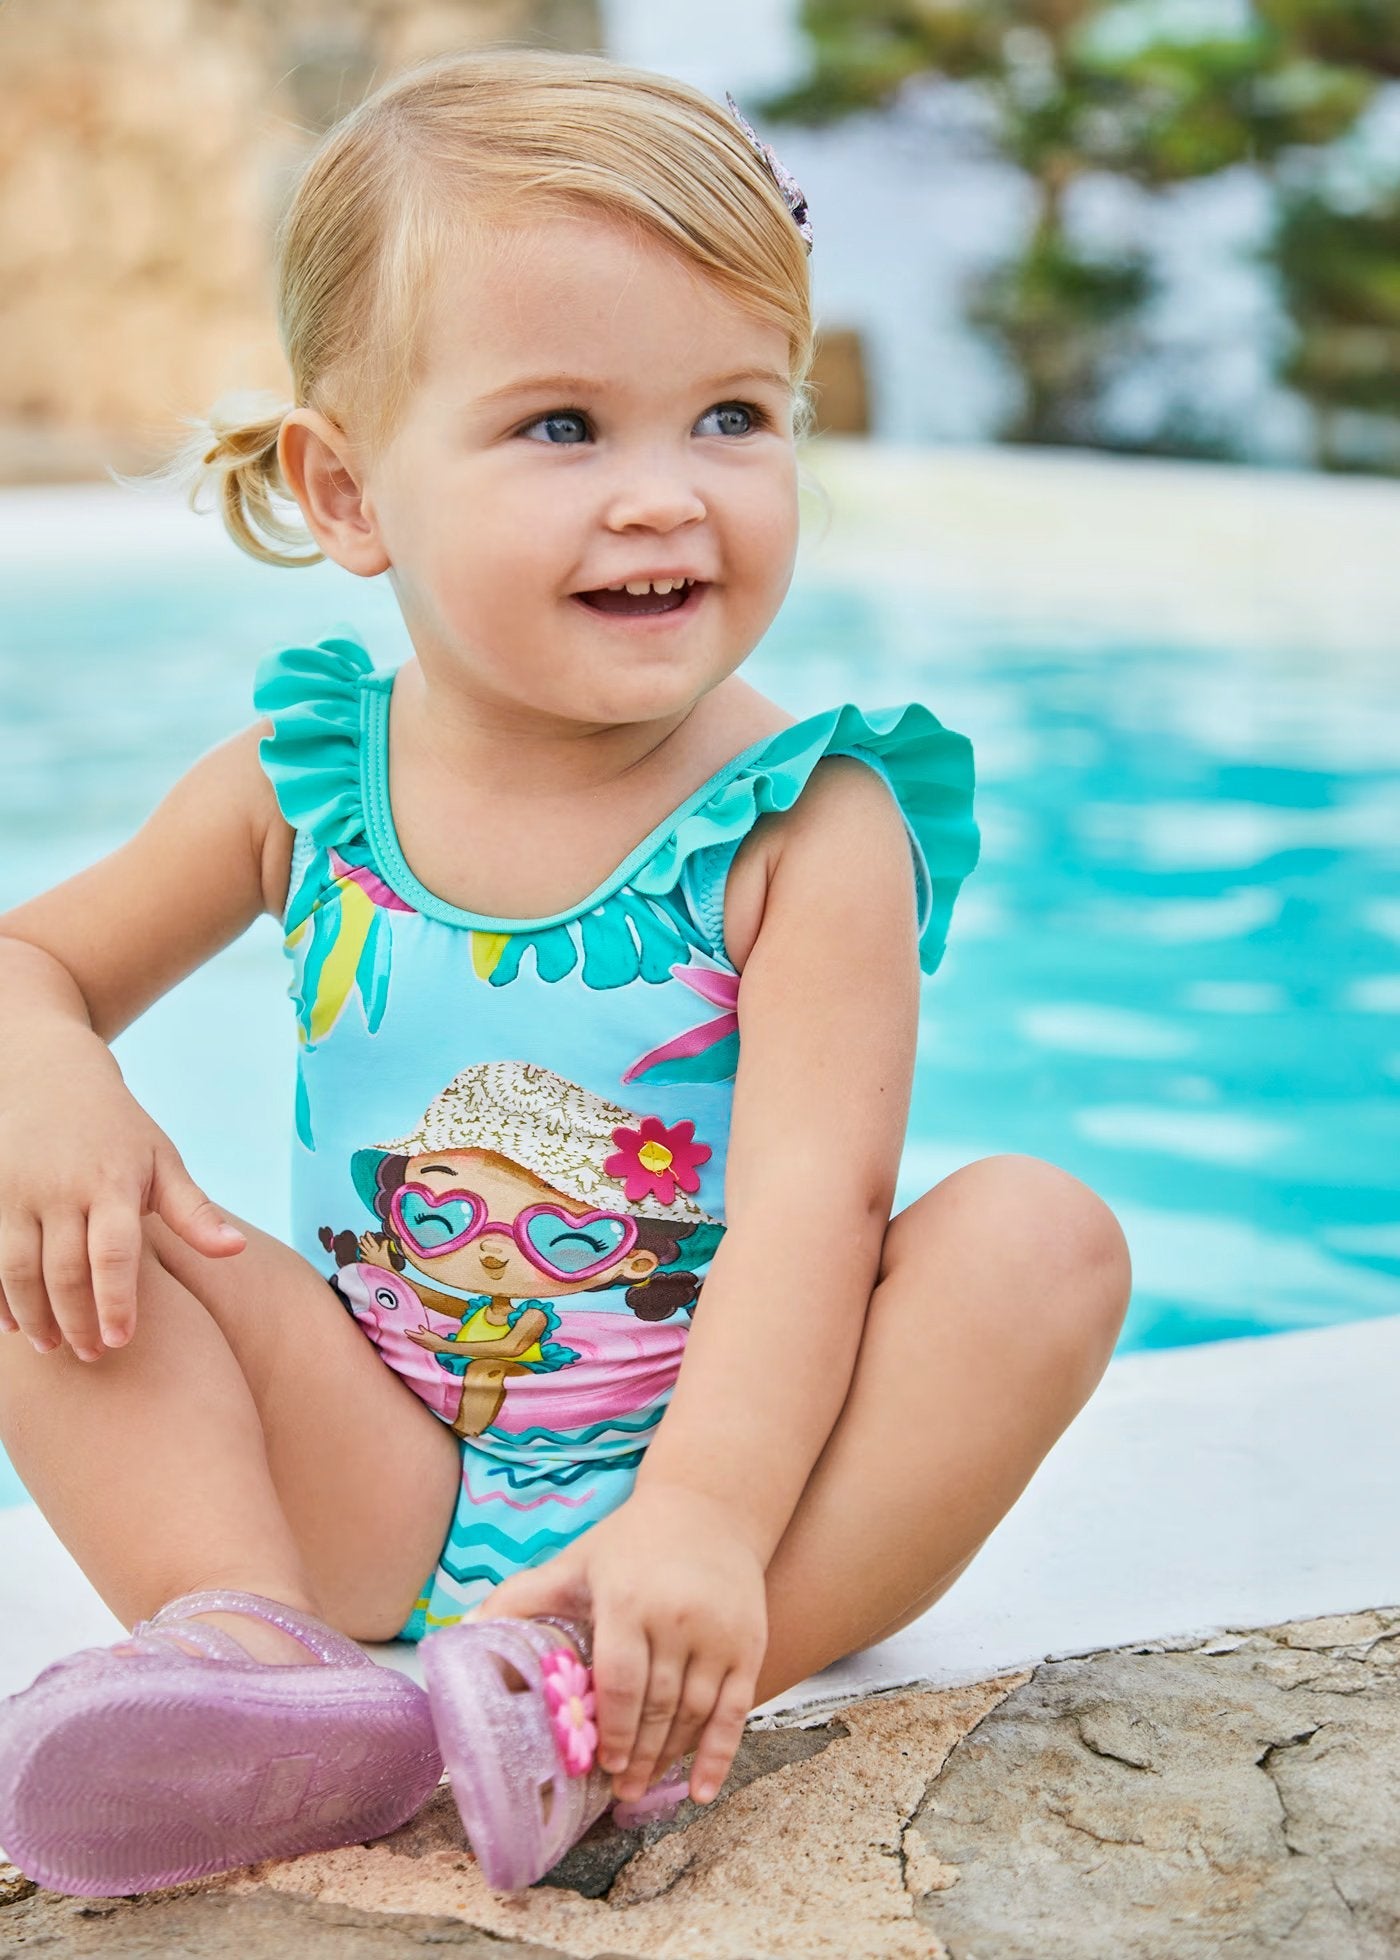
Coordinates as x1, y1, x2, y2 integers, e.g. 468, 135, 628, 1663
0, 48, 1131, 1897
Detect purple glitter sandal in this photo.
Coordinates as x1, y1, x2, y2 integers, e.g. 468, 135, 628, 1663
0, 1587, 443, 1897
421, 1615, 617, 1890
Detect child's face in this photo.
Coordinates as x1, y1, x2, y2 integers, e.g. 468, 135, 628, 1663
359, 211, 800, 725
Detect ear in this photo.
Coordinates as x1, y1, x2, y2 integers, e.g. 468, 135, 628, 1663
277, 407, 391, 577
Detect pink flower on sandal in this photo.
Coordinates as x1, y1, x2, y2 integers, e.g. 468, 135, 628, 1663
541, 1648, 598, 1777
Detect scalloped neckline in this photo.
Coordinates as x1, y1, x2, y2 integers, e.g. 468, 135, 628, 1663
358, 671, 794, 932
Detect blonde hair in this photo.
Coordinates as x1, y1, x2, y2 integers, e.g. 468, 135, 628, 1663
126, 47, 815, 569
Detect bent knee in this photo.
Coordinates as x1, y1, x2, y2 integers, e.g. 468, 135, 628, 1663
892, 1154, 1131, 1363
974, 1154, 1132, 1367
137, 1212, 291, 1348
975, 1155, 1128, 1281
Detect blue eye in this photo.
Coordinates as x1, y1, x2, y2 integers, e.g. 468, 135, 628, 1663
523, 411, 590, 445
696, 402, 760, 437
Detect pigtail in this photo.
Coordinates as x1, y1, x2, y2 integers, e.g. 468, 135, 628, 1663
110, 386, 322, 570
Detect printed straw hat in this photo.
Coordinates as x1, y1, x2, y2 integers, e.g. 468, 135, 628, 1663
350, 1059, 723, 1229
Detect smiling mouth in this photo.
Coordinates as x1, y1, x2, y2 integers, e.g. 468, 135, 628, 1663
575, 579, 703, 616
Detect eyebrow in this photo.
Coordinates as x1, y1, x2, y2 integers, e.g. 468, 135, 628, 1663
471, 368, 792, 410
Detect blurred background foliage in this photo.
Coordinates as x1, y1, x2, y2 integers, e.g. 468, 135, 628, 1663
764, 0, 1400, 468
3, 0, 1398, 478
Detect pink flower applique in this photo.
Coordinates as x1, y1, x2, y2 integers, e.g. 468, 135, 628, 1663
541, 1647, 598, 1777
605, 1115, 712, 1205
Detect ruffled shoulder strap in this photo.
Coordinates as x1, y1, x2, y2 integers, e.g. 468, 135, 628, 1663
252, 635, 375, 846
631, 701, 979, 977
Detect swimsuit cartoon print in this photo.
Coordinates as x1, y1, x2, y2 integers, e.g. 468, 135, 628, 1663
321, 1060, 726, 1441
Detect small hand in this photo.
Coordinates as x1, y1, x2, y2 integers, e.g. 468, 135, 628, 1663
0, 1072, 245, 1360
468, 1485, 767, 1806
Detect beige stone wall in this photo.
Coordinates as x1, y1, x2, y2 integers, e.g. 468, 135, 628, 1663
0, 0, 603, 483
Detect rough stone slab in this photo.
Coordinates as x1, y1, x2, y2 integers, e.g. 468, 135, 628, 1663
216, 1673, 1015, 1960
909, 1610, 1400, 1960
4, 1610, 1398, 1958
0, 1881, 576, 1958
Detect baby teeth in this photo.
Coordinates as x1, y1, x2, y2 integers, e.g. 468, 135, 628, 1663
611, 578, 691, 596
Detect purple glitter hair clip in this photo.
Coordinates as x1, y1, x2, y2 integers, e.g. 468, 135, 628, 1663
725, 91, 813, 253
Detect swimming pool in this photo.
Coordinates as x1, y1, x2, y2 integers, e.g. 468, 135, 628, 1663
1, 463, 1397, 1511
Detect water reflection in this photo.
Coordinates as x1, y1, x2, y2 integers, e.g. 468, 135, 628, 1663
767, 575, 1400, 1351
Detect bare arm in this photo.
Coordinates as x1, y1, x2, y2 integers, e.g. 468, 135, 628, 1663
476, 754, 924, 1804
0, 721, 295, 1354
635, 755, 921, 1558
0, 719, 291, 1050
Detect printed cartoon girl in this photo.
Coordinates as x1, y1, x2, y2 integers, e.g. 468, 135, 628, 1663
321, 1060, 725, 1440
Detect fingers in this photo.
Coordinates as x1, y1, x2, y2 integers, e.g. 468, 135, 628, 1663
40, 1208, 103, 1361
592, 1618, 651, 1784
0, 1210, 57, 1352
0, 1200, 145, 1361
650, 1657, 727, 1795
687, 1669, 755, 1805
87, 1198, 144, 1349
592, 1598, 761, 1804
614, 1647, 685, 1802
645, 1658, 756, 1805
150, 1151, 245, 1257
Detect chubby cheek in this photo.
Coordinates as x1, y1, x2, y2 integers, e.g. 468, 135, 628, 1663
418, 495, 569, 648
726, 472, 798, 627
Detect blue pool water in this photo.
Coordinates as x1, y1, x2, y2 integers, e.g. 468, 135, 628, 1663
1, 505, 1398, 1510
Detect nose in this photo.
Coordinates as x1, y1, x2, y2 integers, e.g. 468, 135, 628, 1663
603, 445, 706, 535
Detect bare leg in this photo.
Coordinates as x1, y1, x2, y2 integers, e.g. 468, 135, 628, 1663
752, 1155, 1132, 1704
0, 1214, 462, 1658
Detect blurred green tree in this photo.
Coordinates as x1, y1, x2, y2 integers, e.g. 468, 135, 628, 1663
1257, 0, 1400, 468
1271, 187, 1400, 468
1258, 0, 1400, 76
765, 1, 1375, 454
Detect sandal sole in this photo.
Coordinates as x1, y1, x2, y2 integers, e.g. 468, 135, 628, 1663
0, 1661, 442, 1896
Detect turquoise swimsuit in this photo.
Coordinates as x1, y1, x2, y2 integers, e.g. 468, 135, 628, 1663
253, 635, 978, 1639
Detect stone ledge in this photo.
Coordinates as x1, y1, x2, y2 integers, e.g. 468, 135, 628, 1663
3, 1608, 1397, 1958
